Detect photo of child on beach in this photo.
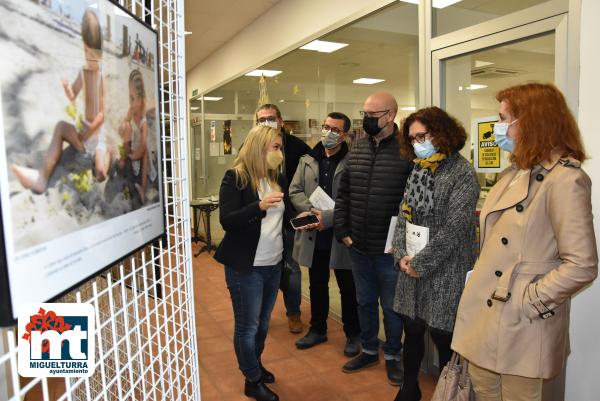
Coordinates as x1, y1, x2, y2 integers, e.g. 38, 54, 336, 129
0, 0, 163, 253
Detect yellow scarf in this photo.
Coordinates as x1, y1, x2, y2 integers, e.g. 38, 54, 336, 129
402, 153, 447, 223
414, 153, 447, 175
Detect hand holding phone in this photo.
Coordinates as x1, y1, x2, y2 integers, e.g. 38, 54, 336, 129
290, 213, 320, 230
310, 208, 325, 231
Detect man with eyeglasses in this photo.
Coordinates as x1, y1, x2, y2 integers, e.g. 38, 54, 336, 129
334, 92, 412, 386
289, 112, 361, 357
255, 104, 311, 334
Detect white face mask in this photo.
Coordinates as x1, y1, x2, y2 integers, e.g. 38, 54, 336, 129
260, 120, 278, 130
413, 139, 437, 159
321, 129, 341, 149
493, 119, 518, 153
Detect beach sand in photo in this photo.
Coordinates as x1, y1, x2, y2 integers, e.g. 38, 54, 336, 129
1, 0, 161, 252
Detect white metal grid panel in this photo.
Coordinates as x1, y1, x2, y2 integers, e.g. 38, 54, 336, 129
0, 0, 199, 400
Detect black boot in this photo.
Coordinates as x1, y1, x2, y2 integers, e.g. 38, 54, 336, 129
244, 379, 279, 401
385, 359, 404, 386
393, 377, 421, 401
260, 364, 275, 383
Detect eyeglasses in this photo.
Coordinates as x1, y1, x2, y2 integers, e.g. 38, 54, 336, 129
321, 125, 343, 134
409, 132, 430, 144
257, 116, 278, 123
359, 110, 389, 118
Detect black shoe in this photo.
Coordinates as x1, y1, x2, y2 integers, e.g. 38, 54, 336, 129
393, 379, 421, 401
343, 336, 361, 357
342, 352, 379, 373
244, 379, 279, 401
386, 359, 404, 386
260, 365, 275, 383
295, 331, 327, 350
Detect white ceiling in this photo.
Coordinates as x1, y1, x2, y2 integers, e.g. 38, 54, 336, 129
184, 0, 281, 71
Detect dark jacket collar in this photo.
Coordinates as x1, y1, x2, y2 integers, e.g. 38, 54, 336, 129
368, 123, 400, 146
310, 141, 349, 162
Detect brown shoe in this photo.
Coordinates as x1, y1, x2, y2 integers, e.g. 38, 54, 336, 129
288, 315, 303, 334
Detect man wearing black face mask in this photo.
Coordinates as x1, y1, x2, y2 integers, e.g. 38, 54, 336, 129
334, 92, 412, 386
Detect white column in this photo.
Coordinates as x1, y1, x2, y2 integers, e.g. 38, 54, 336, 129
566, 0, 600, 400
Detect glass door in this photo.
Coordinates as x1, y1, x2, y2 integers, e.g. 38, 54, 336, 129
432, 13, 568, 206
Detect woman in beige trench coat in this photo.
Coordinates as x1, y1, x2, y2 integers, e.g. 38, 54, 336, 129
452, 83, 598, 401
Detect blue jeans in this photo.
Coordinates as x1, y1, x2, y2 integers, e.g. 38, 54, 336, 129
348, 248, 403, 359
225, 263, 282, 381
283, 228, 301, 316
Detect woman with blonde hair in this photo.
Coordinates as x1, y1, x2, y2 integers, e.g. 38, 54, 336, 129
214, 125, 293, 401
452, 83, 598, 401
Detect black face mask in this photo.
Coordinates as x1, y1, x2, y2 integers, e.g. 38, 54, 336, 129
363, 116, 382, 136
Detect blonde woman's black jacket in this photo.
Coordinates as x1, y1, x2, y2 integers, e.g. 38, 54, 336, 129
214, 169, 294, 270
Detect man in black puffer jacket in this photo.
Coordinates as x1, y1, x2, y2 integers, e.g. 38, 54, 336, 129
334, 92, 412, 386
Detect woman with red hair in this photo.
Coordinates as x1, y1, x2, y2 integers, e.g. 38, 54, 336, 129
452, 83, 598, 401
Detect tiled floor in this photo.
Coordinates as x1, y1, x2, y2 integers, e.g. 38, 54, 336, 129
192, 245, 437, 401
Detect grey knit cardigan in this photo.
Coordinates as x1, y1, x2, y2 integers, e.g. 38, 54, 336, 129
392, 152, 480, 332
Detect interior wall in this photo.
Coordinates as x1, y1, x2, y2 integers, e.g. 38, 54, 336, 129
186, 0, 395, 95
566, 0, 600, 399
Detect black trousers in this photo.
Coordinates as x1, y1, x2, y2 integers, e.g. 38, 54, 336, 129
402, 316, 453, 382
309, 248, 360, 337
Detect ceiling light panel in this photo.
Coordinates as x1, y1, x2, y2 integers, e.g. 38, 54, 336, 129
245, 69, 282, 77
400, 0, 462, 8
460, 84, 487, 91
433, 0, 462, 8
300, 40, 349, 53
353, 78, 385, 85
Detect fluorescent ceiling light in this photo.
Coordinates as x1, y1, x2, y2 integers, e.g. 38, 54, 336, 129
300, 40, 349, 53
475, 60, 494, 68
401, 106, 416, 111
401, 0, 462, 8
203, 96, 223, 101
245, 69, 282, 77
184, 31, 193, 35
191, 107, 200, 110
434, 0, 463, 7
353, 78, 385, 85
460, 84, 487, 91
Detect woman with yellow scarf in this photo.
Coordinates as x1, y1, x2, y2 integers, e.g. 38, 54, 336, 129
391, 107, 480, 401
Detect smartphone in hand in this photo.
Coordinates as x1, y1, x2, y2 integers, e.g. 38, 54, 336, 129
290, 214, 319, 229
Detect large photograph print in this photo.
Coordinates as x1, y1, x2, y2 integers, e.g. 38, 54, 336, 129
0, 0, 165, 322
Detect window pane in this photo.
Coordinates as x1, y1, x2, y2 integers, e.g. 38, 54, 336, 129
193, 1, 419, 198
433, 0, 552, 37
442, 33, 555, 203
